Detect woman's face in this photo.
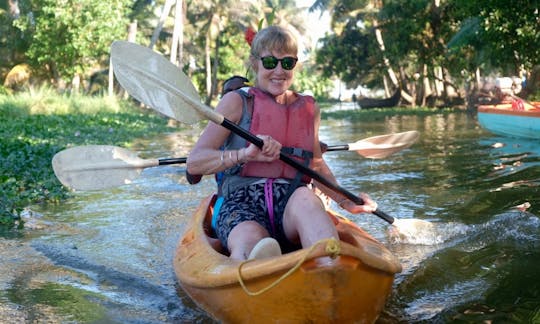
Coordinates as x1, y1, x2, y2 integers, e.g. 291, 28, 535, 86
253, 49, 296, 97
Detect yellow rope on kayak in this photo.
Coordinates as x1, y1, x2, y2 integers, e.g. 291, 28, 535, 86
237, 238, 341, 296
325, 237, 341, 258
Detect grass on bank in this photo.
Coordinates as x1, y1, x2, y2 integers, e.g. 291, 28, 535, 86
0, 87, 179, 228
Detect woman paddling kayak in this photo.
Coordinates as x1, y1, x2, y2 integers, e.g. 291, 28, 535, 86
186, 25, 378, 260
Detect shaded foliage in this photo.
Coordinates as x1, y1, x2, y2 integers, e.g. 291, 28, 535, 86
449, 0, 540, 72
314, 0, 539, 103
316, 22, 375, 89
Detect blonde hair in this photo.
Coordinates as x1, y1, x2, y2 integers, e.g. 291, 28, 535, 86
249, 25, 298, 59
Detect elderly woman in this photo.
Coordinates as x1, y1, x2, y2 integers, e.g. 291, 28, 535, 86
187, 25, 377, 260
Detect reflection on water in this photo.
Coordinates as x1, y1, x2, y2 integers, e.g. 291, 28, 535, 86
387, 210, 540, 322
1, 109, 539, 323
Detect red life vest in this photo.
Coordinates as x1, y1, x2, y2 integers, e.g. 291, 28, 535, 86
240, 87, 315, 182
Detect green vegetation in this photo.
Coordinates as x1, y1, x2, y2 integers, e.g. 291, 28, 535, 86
4, 0, 130, 86
314, 0, 539, 104
3, 1, 537, 105
0, 89, 177, 228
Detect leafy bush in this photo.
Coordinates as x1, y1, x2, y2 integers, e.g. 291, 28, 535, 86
0, 90, 176, 227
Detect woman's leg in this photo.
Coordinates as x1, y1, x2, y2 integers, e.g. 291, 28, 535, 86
282, 187, 339, 248
227, 221, 270, 260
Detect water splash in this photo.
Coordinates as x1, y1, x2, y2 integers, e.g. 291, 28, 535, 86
387, 220, 472, 245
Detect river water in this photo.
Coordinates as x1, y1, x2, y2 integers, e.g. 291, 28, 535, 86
1, 106, 539, 323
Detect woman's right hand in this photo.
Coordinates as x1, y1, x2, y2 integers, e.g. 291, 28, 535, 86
244, 135, 282, 162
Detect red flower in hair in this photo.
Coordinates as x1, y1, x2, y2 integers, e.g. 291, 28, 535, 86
244, 27, 256, 47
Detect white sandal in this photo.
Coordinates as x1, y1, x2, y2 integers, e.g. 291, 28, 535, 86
248, 237, 282, 259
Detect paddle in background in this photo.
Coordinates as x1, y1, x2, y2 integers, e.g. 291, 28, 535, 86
110, 40, 434, 243
52, 145, 185, 191
52, 131, 419, 191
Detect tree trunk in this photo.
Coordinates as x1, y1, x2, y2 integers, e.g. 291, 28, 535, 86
49, 61, 64, 91
150, 0, 175, 50
373, 19, 398, 87
170, 0, 184, 67
421, 64, 431, 106
127, 21, 137, 42
8, 0, 20, 18
372, 18, 414, 104
71, 74, 80, 93
208, 33, 220, 104
475, 68, 481, 90
177, 0, 184, 70
108, 58, 115, 97
434, 66, 444, 97
205, 32, 212, 102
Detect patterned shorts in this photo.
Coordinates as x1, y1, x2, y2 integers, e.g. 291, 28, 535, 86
215, 181, 302, 252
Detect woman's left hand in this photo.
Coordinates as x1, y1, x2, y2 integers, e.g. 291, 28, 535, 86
340, 193, 378, 214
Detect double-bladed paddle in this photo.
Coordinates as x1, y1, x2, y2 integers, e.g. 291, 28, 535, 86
52, 145, 186, 191
110, 41, 433, 237
52, 132, 418, 191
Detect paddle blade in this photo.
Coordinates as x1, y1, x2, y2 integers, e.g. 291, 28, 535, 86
110, 41, 203, 124
52, 145, 153, 191
387, 218, 438, 245
349, 130, 419, 159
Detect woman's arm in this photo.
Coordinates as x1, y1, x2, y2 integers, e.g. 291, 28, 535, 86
310, 103, 378, 214
186, 91, 282, 175
186, 92, 244, 175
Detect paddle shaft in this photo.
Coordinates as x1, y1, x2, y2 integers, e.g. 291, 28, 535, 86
325, 145, 349, 152
139, 145, 358, 169
219, 119, 395, 225
159, 157, 187, 165
141, 144, 367, 166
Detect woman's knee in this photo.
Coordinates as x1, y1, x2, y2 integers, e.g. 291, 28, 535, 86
228, 221, 269, 245
287, 186, 324, 210
283, 187, 328, 239
227, 221, 269, 259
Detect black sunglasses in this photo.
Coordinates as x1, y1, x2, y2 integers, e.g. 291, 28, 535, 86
259, 56, 298, 70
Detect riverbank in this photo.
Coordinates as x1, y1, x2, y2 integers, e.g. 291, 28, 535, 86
0, 89, 179, 228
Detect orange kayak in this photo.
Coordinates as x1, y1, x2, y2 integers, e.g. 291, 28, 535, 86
174, 195, 402, 323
